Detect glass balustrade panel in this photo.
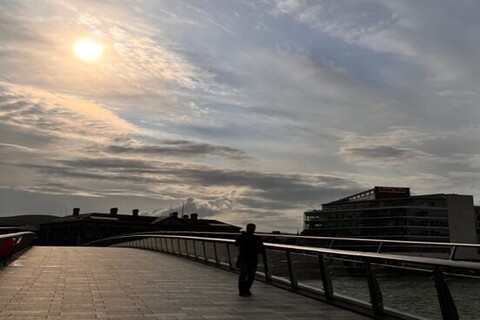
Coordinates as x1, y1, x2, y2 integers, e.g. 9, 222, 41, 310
179, 239, 187, 256
373, 263, 441, 320
215, 243, 230, 267
194, 240, 205, 260
204, 242, 216, 263
327, 257, 371, 305
186, 240, 195, 258
171, 238, 180, 254
291, 252, 324, 292
266, 249, 291, 284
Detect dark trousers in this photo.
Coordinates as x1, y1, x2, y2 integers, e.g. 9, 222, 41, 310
238, 258, 258, 294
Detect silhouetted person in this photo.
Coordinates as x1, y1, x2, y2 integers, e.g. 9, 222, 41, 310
235, 223, 267, 297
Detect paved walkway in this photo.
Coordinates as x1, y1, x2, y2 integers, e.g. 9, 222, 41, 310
0, 247, 370, 320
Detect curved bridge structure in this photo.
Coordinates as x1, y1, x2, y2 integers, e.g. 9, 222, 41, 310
1, 231, 479, 319
90, 232, 480, 320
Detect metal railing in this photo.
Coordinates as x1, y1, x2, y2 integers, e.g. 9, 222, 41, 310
0, 231, 36, 266
89, 233, 480, 320
110, 230, 480, 261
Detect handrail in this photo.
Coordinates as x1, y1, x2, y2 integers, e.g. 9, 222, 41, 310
89, 232, 480, 320
0, 231, 36, 266
104, 230, 480, 260
0, 231, 35, 239
91, 234, 480, 272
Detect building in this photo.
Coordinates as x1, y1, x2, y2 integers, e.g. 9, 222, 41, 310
476, 206, 480, 244
303, 187, 479, 258
40, 208, 156, 246
40, 208, 241, 246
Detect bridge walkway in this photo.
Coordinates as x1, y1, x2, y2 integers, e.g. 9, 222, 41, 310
0, 247, 369, 320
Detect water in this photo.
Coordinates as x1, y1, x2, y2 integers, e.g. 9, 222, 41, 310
264, 250, 480, 320
302, 276, 480, 319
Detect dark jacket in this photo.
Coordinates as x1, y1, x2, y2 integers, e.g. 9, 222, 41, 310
235, 232, 265, 265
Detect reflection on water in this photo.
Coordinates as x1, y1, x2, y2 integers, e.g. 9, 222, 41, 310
264, 250, 480, 320
304, 277, 479, 320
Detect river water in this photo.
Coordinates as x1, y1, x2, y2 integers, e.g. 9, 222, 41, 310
307, 277, 480, 320
264, 250, 480, 320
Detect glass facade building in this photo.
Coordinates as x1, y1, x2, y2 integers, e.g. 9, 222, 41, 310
304, 187, 477, 245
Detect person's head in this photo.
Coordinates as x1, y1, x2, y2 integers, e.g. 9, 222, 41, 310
246, 223, 256, 234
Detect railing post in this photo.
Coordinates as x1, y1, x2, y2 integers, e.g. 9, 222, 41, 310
285, 251, 298, 290
213, 242, 220, 266
165, 238, 170, 252
433, 267, 459, 320
449, 246, 457, 260
226, 244, 234, 270
376, 242, 383, 253
263, 255, 272, 282
185, 239, 190, 257
364, 258, 384, 316
158, 238, 164, 252
193, 241, 198, 260
170, 238, 175, 254
329, 240, 335, 249
202, 241, 208, 263
318, 254, 334, 300
177, 238, 181, 255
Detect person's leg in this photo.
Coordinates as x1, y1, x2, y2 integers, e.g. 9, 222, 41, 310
244, 259, 258, 294
238, 262, 249, 295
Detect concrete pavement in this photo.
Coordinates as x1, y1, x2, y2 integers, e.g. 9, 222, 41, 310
0, 246, 370, 320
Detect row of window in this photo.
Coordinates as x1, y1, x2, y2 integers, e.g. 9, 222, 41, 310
305, 210, 448, 221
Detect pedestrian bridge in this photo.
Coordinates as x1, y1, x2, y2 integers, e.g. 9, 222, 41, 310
1, 246, 367, 320
1, 232, 480, 319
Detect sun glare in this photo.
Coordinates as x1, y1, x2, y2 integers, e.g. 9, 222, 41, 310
74, 39, 103, 62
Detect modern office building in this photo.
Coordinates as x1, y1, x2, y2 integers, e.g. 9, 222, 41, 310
475, 206, 480, 244
303, 187, 478, 251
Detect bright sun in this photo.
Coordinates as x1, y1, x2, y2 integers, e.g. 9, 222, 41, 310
74, 39, 103, 62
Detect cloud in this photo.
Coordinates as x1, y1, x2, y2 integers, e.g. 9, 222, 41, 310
149, 197, 224, 218
0, 81, 136, 142
338, 128, 427, 164
107, 139, 251, 160
7, 153, 360, 212
1, 0, 480, 231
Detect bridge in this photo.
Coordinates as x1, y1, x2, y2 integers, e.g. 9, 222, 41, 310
1, 232, 480, 319
1, 246, 367, 319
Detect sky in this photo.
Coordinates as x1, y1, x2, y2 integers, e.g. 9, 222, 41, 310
1, 0, 479, 233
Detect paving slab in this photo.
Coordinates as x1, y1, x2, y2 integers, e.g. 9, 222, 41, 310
0, 247, 370, 320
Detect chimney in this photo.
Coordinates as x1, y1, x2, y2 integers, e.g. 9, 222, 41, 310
110, 207, 118, 215
132, 209, 139, 217
73, 208, 80, 216
182, 215, 189, 220
190, 213, 198, 220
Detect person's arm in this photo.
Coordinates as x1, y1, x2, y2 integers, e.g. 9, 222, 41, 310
235, 232, 244, 247
259, 240, 267, 260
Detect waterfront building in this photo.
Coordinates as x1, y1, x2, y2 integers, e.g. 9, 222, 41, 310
303, 187, 478, 258
476, 205, 480, 244
40, 208, 240, 246
40, 208, 156, 246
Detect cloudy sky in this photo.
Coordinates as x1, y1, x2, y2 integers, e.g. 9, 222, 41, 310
1, 0, 479, 232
